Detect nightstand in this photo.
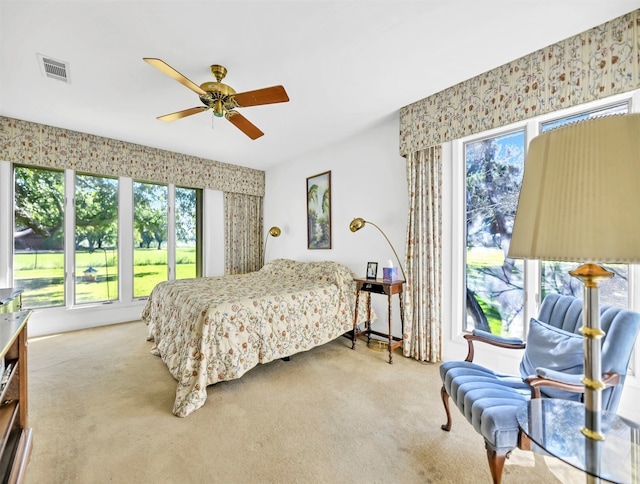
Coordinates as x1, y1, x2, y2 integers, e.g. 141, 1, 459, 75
351, 277, 405, 363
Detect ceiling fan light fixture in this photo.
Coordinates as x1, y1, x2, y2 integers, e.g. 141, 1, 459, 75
213, 99, 224, 118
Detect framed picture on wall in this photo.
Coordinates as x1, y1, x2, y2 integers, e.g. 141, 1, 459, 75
306, 171, 332, 249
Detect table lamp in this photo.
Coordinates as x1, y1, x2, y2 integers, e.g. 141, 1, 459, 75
349, 217, 406, 280
262, 226, 281, 265
508, 113, 640, 441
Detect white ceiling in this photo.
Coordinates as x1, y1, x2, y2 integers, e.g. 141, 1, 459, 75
2, 1, 639, 171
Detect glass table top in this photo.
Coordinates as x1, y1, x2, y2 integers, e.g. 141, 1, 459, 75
517, 399, 640, 483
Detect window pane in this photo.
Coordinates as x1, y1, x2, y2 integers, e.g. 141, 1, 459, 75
540, 103, 629, 133
75, 174, 119, 304
540, 102, 629, 308
541, 262, 628, 308
13, 166, 65, 308
175, 187, 200, 280
133, 181, 168, 298
465, 130, 526, 337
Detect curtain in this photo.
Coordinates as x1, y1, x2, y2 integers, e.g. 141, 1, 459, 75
0, 116, 265, 196
403, 146, 442, 362
399, 9, 639, 155
224, 193, 263, 274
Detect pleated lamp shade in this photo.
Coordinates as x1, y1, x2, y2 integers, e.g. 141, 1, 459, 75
508, 113, 640, 263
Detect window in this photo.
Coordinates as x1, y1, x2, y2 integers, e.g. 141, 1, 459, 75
133, 181, 168, 298
175, 187, 201, 280
464, 130, 525, 337
539, 102, 630, 309
13, 166, 65, 309
461, 100, 633, 339
75, 174, 119, 304
12, 168, 203, 308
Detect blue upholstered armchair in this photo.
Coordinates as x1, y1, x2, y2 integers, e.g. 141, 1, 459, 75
439, 293, 640, 484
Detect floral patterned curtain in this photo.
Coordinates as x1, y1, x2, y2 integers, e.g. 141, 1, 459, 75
399, 9, 639, 154
403, 146, 442, 362
224, 193, 263, 274
0, 116, 265, 196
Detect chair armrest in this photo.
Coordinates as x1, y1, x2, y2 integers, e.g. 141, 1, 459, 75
463, 329, 525, 362
536, 367, 583, 385
525, 369, 621, 398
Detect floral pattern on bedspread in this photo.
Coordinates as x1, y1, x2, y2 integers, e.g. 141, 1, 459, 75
141, 259, 373, 417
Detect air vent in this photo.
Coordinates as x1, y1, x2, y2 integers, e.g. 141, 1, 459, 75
37, 54, 71, 83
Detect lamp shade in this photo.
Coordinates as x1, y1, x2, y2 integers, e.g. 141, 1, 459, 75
263, 226, 281, 265
509, 113, 640, 264
349, 217, 365, 232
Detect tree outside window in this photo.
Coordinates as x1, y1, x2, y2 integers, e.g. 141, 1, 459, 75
465, 130, 525, 337
13, 166, 65, 308
75, 174, 119, 304
133, 181, 168, 298
175, 187, 199, 280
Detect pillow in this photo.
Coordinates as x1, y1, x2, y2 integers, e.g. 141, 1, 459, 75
519, 317, 583, 380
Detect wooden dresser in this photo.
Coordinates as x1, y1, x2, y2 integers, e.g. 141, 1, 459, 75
0, 288, 32, 482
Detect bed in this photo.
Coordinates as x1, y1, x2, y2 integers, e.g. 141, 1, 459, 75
141, 258, 373, 417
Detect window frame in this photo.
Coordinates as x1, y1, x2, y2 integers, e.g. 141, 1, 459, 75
9, 166, 205, 309
462, 127, 527, 338
12, 164, 68, 309
73, 172, 120, 306
445, 89, 640, 375
132, 179, 169, 300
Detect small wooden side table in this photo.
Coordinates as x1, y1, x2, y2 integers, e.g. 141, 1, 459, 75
352, 277, 405, 363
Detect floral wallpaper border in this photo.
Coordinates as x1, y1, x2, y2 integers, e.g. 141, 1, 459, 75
399, 9, 640, 156
0, 116, 264, 196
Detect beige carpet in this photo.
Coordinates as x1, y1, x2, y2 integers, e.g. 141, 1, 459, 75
24, 321, 584, 483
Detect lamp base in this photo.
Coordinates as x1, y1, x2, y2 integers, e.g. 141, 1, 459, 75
569, 263, 613, 442
367, 339, 389, 352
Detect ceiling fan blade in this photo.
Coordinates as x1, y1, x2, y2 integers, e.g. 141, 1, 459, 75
226, 111, 264, 140
233, 85, 289, 108
143, 58, 207, 96
157, 106, 208, 122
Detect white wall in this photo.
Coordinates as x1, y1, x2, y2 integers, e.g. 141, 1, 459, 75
264, 114, 407, 337
264, 98, 640, 423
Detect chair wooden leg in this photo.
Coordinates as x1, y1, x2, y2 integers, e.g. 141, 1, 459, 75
485, 444, 509, 484
518, 430, 531, 451
440, 384, 452, 431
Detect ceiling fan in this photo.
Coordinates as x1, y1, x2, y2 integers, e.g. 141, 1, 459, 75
143, 58, 289, 140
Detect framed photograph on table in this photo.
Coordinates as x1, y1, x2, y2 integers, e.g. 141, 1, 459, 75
306, 171, 331, 249
366, 262, 378, 279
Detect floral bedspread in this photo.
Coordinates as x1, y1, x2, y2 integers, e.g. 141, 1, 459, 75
141, 258, 373, 417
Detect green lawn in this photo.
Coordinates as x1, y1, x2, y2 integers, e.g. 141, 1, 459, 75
14, 247, 196, 308
466, 246, 509, 335
466, 246, 505, 266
